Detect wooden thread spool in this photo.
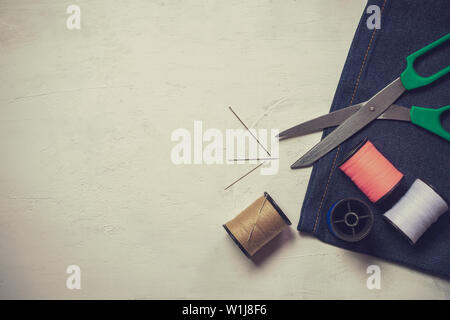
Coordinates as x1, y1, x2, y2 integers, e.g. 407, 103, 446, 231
223, 192, 291, 257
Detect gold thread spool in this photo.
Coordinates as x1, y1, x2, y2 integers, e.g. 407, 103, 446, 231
223, 192, 291, 257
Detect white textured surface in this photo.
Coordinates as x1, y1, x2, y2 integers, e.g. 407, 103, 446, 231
0, 0, 448, 299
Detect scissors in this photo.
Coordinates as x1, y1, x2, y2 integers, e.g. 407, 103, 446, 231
279, 33, 450, 169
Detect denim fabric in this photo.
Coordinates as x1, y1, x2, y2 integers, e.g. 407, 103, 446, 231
298, 0, 450, 278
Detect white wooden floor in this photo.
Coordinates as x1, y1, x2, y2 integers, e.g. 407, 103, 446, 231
0, 0, 448, 299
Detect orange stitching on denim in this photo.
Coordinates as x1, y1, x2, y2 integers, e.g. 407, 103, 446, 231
312, 147, 340, 232
311, 0, 388, 233
350, 0, 387, 105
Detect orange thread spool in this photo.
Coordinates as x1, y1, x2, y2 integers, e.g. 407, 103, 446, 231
339, 139, 403, 203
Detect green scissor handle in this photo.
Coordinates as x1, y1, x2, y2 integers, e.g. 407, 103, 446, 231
410, 105, 450, 141
401, 33, 450, 90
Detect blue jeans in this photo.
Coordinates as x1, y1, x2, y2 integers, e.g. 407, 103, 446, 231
298, 0, 450, 279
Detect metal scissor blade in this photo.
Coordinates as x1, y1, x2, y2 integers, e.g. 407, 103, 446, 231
378, 105, 411, 121
280, 104, 412, 140
278, 104, 411, 141
291, 77, 406, 169
278, 103, 364, 140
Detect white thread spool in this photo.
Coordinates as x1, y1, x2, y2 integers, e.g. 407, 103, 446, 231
384, 179, 449, 244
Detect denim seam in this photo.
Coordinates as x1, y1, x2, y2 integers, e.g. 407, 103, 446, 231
312, 0, 388, 233
312, 147, 340, 233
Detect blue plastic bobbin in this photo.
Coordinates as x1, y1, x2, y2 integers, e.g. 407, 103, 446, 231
326, 198, 374, 242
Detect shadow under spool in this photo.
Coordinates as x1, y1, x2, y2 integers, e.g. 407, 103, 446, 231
223, 192, 291, 257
